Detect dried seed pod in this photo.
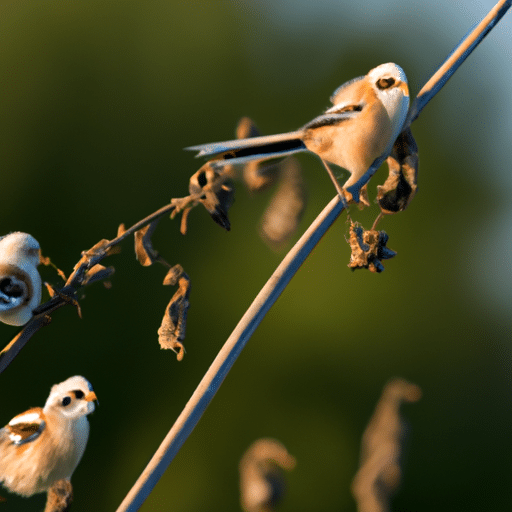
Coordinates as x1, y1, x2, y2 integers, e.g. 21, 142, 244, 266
259, 157, 306, 250
134, 220, 161, 267
189, 163, 234, 231
157, 266, 190, 360
237, 118, 281, 192
81, 264, 115, 286
0, 232, 42, 326
352, 379, 421, 512
377, 128, 418, 214
239, 438, 296, 512
347, 222, 396, 273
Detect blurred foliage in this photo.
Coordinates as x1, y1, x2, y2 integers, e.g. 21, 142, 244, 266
0, 1, 511, 511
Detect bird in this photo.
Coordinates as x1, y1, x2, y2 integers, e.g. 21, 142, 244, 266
186, 63, 409, 205
0, 375, 97, 497
0, 232, 42, 326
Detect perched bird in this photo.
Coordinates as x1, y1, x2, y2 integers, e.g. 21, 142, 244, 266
0, 376, 97, 497
0, 232, 42, 326
186, 63, 409, 205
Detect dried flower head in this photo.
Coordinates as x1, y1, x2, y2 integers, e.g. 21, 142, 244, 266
347, 222, 396, 273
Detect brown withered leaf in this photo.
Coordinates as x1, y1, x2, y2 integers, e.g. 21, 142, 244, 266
237, 117, 281, 192
180, 206, 192, 235
348, 222, 396, 273
82, 239, 120, 259
239, 438, 296, 512
377, 128, 419, 214
40, 255, 67, 282
236, 116, 260, 140
134, 219, 161, 266
189, 163, 234, 231
45, 479, 73, 512
44, 282, 57, 299
351, 379, 421, 512
158, 266, 191, 360
162, 264, 184, 286
81, 264, 115, 286
117, 223, 127, 237
259, 157, 306, 250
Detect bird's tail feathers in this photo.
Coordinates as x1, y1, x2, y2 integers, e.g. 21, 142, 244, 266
185, 131, 306, 165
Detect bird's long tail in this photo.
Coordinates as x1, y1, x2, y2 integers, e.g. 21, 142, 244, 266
185, 130, 306, 166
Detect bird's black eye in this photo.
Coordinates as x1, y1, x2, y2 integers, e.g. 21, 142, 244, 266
376, 77, 395, 89
74, 390, 84, 399
62, 396, 72, 406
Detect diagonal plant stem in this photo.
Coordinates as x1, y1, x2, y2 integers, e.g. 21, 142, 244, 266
405, 0, 511, 126
115, 1, 511, 510
116, 193, 347, 512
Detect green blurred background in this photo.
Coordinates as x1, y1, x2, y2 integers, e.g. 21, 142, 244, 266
0, 1, 511, 510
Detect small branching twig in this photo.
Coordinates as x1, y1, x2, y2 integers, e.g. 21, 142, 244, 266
0, 114, 301, 372
0, 198, 198, 374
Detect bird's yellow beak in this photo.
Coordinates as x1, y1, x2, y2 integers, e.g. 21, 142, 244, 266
85, 391, 97, 402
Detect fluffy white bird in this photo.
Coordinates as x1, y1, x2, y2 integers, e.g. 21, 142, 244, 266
186, 63, 409, 204
0, 376, 97, 497
0, 232, 42, 326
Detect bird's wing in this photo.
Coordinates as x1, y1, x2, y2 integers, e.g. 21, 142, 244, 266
185, 130, 306, 164
302, 109, 362, 131
5, 407, 46, 445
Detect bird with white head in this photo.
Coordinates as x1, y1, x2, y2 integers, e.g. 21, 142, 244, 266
186, 63, 409, 205
0, 376, 97, 497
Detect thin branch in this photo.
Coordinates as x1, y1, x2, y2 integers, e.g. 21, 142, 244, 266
102, 203, 176, 252
405, 0, 512, 126
115, 2, 511, 510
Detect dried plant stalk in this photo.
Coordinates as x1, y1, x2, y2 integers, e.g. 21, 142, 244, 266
351, 378, 421, 512
259, 157, 306, 250
239, 438, 296, 512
